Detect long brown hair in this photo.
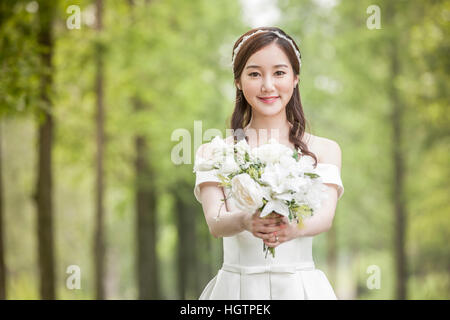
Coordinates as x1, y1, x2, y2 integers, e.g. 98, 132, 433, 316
229, 27, 318, 167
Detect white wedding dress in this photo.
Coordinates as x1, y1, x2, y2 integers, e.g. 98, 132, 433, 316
194, 158, 344, 300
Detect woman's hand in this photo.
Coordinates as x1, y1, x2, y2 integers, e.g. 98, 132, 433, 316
243, 211, 286, 241
263, 215, 300, 248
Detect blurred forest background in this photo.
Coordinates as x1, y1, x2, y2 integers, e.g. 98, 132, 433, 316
0, 0, 448, 300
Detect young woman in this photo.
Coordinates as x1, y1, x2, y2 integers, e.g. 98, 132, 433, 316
193, 27, 344, 299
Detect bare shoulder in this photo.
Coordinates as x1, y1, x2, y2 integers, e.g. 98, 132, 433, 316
224, 135, 235, 146
306, 133, 342, 170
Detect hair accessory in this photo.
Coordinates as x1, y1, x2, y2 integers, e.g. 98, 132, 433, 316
232, 29, 301, 69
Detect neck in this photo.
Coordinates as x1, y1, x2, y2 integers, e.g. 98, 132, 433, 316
244, 111, 292, 143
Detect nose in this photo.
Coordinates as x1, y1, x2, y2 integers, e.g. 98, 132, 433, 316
262, 75, 275, 92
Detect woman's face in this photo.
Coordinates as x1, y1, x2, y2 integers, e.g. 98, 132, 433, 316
236, 42, 299, 118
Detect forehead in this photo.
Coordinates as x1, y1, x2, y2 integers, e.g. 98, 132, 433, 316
245, 43, 291, 68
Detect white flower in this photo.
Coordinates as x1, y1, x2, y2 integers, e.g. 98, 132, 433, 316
193, 157, 216, 172
220, 154, 240, 175
260, 198, 290, 218
208, 135, 235, 166
252, 139, 294, 164
279, 154, 297, 167
193, 136, 229, 172
297, 155, 315, 171
231, 173, 266, 213
260, 163, 294, 194
210, 135, 227, 150
233, 138, 255, 168
234, 138, 251, 156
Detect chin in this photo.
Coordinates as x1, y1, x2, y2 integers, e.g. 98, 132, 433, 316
252, 101, 285, 117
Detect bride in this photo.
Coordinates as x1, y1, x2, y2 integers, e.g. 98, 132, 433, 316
193, 27, 344, 299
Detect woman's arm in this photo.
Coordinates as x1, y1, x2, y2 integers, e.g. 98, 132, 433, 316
196, 140, 290, 240
196, 141, 247, 238
264, 139, 342, 246
200, 182, 285, 239
199, 181, 246, 238
295, 182, 339, 237
297, 139, 342, 237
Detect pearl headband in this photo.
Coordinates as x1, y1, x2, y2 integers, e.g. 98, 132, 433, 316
231, 29, 302, 69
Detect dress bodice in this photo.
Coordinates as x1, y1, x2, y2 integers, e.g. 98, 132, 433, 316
222, 216, 315, 266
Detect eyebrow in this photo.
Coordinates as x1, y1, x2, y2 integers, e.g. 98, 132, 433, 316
245, 64, 289, 69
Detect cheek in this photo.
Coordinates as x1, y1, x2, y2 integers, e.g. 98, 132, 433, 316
278, 78, 294, 92
244, 82, 260, 96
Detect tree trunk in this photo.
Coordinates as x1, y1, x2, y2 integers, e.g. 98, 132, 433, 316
94, 0, 106, 300
196, 213, 214, 296
389, 42, 407, 300
386, 2, 407, 300
0, 4, 8, 300
126, 0, 159, 300
34, 0, 56, 300
134, 100, 159, 299
0, 122, 5, 299
174, 183, 198, 299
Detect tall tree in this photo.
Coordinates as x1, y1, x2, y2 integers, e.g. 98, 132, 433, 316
1, 0, 46, 299
94, 0, 106, 299
134, 100, 159, 299
125, 0, 160, 299
386, 1, 408, 300
0, 122, 5, 299
0, 2, 8, 297
174, 182, 199, 299
34, 0, 56, 299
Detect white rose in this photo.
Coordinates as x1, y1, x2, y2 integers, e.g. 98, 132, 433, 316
193, 157, 216, 172
210, 135, 227, 150
279, 154, 297, 170
231, 173, 265, 213
297, 155, 315, 171
234, 138, 251, 156
208, 136, 235, 165
220, 154, 240, 175
252, 139, 293, 164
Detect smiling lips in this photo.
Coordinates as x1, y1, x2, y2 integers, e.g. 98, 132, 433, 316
258, 96, 279, 104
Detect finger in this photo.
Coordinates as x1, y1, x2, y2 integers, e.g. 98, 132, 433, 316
264, 239, 279, 248
259, 225, 284, 233
261, 218, 281, 226
265, 233, 283, 244
256, 220, 277, 228
262, 223, 281, 228
255, 232, 274, 240
253, 210, 261, 217
281, 216, 289, 224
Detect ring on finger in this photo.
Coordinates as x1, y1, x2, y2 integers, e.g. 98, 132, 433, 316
273, 231, 279, 242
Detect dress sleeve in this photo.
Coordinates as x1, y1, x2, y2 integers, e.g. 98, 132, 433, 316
315, 163, 344, 200
193, 143, 223, 204
194, 169, 222, 204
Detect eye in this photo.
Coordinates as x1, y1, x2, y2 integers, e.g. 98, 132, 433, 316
248, 71, 286, 77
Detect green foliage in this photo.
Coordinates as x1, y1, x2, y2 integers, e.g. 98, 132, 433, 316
1, 0, 448, 300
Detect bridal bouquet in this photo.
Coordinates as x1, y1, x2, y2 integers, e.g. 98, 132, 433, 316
193, 135, 328, 258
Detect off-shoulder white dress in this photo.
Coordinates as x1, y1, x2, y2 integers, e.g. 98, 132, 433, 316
194, 160, 344, 300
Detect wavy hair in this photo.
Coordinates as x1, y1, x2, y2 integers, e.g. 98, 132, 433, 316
229, 27, 318, 167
